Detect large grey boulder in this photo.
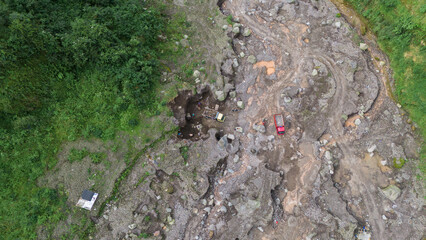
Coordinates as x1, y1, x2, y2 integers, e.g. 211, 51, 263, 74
253, 124, 266, 133
232, 26, 240, 34
242, 28, 252, 37
193, 70, 201, 78
247, 55, 257, 64
221, 59, 234, 76
237, 101, 244, 109
381, 185, 401, 201
223, 83, 235, 95
215, 91, 226, 101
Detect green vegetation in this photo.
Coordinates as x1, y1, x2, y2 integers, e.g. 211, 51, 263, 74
68, 148, 90, 163
139, 232, 152, 238
0, 0, 185, 239
180, 146, 189, 161
393, 157, 406, 169
343, 0, 425, 173
336, 13, 342, 18
90, 152, 107, 164
226, 15, 233, 25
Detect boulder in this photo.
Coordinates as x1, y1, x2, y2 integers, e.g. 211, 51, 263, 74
335, 21, 341, 28
215, 91, 226, 101
325, 151, 332, 160
253, 124, 266, 133
367, 144, 376, 153
232, 26, 240, 34
233, 58, 239, 68
242, 28, 252, 37
381, 185, 401, 201
360, 43, 368, 51
227, 134, 235, 140
218, 135, 228, 149
247, 55, 257, 64
128, 224, 137, 230
193, 70, 201, 78
221, 59, 234, 76
223, 83, 235, 95
237, 101, 244, 109
239, 52, 245, 58
229, 91, 236, 98
284, 97, 292, 103
312, 69, 318, 76
354, 118, 361, 125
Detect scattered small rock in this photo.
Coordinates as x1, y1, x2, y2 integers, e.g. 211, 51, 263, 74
312, 69, 318, 76
235, 127, 243, 133
128, 223, 137, 230
103, 214, 109, 220
379, 61, 385, 66
359, 43, 368, 51
229, 91, 236, 98
227, 134, 235, 140
258, 227, 264, 232
239, 52, 245, 58
201, 199, 207, 205
335, 21, 341, 28
195, 78, 201, 84
166, 208, 172, 213
222, 25, 228, 30
233, 155, 240, 163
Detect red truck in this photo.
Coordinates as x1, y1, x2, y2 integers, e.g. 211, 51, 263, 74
274, 114, 285, 135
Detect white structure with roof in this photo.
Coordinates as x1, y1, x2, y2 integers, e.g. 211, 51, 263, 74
76, 190, 98, 210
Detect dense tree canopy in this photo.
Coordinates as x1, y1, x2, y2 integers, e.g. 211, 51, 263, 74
0, 0, 172, 238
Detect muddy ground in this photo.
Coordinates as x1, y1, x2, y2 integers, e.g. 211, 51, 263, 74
47, 0, 425, 239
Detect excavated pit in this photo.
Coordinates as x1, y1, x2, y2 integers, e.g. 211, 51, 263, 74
169, 89, 225, 140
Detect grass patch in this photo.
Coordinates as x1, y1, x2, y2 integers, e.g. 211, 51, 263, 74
343, 0, 425, 176
180, 146, 189, 162
89, 152, 107, 164
68, 148, 90, 163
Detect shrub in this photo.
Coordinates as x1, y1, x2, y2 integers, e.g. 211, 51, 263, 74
393, 158, 405, 169
68, 148, 89, 163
